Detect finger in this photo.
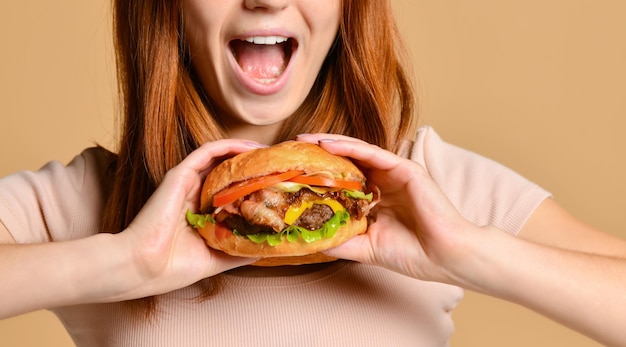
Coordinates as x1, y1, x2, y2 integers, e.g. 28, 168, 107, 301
322, 234, 374, 265
209, 251, 259, 274
314, 139, 407, 172
182, 139, 268, 175
295, 133, 368, 145
154, 140, 266, 210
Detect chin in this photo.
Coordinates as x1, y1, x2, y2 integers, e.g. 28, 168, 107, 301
222, 94, 304, 127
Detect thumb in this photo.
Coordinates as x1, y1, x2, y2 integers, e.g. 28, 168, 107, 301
322, 235, 374, 264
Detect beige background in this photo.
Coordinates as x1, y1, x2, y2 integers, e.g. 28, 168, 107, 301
1, 0, 624, 346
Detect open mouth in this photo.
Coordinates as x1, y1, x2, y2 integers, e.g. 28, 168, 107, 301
229, 36, 296, 84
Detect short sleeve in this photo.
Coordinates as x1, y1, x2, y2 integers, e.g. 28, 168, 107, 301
409, 126, 551, 235
0, 148, 110, 244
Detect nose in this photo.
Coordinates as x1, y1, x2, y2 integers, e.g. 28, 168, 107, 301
244, 0, 289, 12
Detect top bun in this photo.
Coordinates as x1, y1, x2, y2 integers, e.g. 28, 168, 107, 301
200, 141, 364, 211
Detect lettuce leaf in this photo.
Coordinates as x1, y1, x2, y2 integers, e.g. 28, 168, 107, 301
342, 189, 373, 202
186, 209, 215, 228
270, 181, 329, 194
243, 210, 350, 246
187, 207, 353, 247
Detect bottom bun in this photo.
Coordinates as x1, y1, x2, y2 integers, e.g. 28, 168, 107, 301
197, 218, 367, 266
251, 253, 338, 266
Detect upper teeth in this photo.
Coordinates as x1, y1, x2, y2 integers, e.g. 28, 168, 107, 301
244, 36, 288, 45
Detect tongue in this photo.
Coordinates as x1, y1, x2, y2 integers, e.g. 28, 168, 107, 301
235, 42, 286, 80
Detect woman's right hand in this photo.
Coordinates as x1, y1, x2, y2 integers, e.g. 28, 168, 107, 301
117, 139, 263, 299
0, 139, 264, 318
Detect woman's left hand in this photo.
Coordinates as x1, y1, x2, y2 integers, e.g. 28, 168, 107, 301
297, 135, 626, 347
296, 134, 477, 285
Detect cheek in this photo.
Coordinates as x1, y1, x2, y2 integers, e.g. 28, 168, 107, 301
181, 0, 207, 33
311, 1, 342, 31
181, 1, 225, 52
298, 0, 341, 39
181, 7, 226, 85
309, 6, 341, 65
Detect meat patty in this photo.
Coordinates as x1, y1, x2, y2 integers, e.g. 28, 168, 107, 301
293, 204, 334, 231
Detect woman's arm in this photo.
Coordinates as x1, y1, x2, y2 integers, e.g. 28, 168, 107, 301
520, 198, 626, 257
0, 225, 252, 319
0, 139, 262, 319
0, 222, 15, 243
460, 204, 626, 347
297, 136, 626, 347
0, 229, 139, 318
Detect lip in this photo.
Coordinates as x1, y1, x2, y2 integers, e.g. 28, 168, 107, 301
227, 30, 299, 96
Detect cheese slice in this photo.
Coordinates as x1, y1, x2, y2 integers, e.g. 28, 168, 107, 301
284, 199, 344, 225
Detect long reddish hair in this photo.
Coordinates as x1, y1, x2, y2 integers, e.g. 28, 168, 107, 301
103, 0, 417, 313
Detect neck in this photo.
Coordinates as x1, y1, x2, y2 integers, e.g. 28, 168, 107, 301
224, 122, 285, 145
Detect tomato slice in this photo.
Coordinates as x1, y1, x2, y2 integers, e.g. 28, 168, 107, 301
214, 222, 234, 240
212, 170, 304, 207
287, 175, 363, 191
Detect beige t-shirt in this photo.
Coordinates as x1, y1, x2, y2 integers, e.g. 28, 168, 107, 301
0, 126, 550, 346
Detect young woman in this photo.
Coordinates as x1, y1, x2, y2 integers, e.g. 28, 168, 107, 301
1, 1, 625, 346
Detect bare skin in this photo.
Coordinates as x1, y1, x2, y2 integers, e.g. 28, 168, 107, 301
0, 140, 262, 318
295, 134, 626, 347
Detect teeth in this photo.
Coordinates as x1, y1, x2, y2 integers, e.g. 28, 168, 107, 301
243, 36, 288, 45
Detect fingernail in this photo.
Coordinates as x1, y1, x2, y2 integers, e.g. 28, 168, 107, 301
245, 141, 269, 148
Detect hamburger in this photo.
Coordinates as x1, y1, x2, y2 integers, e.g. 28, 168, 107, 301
186, 141, 377, 266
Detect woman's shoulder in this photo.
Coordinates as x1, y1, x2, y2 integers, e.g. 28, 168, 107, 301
41, 146, 115, 203
397, 125, 452, 163
0, 147, 115, 243
407, 125, 551, 234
